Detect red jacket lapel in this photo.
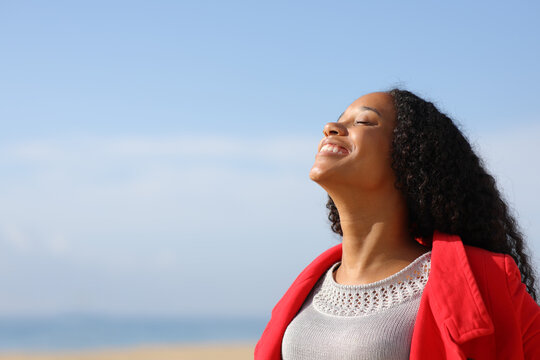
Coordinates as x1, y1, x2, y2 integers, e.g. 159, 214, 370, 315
427, 230, 494, 342
409, 230, 495, 359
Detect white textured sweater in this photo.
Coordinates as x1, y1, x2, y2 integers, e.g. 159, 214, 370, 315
281, 251, 431, 360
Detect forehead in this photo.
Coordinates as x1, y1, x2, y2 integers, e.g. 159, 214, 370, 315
341, 92, 396, 122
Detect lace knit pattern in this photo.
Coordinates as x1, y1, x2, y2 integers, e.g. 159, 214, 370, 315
313, 251, 431, 317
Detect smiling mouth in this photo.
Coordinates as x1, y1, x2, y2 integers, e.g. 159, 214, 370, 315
319, 144, 349, 155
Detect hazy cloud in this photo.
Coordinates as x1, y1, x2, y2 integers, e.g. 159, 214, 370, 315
0, 127, 537, 316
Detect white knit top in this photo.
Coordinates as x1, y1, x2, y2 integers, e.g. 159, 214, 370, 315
282, 251, 431, 360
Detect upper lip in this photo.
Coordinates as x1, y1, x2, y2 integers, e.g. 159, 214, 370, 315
319, 138, 351, 153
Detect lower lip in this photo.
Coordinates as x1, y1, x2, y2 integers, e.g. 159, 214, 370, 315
316, 150, 349, 157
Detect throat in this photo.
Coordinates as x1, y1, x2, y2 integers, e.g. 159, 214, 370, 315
335, 245, 430, 286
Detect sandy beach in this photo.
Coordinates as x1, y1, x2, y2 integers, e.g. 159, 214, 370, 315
0, 343, 255, 360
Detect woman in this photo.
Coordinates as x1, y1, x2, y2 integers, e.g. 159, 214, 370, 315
255, 89, 540, 359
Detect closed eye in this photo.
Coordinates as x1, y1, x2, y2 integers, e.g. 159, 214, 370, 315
355, 121, 371, 125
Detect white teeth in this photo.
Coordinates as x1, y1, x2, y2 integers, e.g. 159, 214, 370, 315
320, 144, 347, 154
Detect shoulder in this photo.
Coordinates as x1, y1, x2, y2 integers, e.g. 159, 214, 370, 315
462, 245, 522, 299
462, 245, 524, 279
463, 244, 507, 269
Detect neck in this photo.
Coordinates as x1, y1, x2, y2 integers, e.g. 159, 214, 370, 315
327, 184, 428, 285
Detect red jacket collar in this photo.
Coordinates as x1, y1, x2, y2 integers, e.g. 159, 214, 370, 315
255, 230, 494, 359
427, 230, 494, 343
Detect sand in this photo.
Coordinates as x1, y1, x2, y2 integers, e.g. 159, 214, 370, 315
0, 343, 255, 360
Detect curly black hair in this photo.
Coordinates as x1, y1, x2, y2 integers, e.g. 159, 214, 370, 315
325, 88, 538, 301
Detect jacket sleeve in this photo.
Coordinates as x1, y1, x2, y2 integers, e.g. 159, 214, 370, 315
505, 254, 540, 359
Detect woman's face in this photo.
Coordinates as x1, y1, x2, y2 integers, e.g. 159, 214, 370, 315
309, 92, 397, 191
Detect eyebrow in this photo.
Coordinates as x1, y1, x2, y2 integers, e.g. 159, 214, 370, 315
337, 106, 382, 121
361, 106, 381, 117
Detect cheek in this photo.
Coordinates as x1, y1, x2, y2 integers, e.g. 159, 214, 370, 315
350, 134, 394, 183
353, 132, 391, 163
370, 134, 393, 170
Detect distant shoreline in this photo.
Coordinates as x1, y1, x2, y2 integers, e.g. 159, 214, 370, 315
0, 343, 255, 360
0, 314, 266, 351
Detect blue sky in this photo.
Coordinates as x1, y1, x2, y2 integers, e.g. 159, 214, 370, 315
0, 1, 539, 317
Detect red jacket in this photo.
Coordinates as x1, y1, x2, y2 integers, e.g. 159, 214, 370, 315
255, 230, 540, 359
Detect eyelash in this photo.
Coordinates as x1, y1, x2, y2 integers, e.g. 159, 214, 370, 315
355, 121, 370, 125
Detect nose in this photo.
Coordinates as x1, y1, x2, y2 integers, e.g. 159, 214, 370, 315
323, 122, 348, 137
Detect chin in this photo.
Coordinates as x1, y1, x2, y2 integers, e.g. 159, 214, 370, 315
309, 166, 331, 183
309, 166, 321, 180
